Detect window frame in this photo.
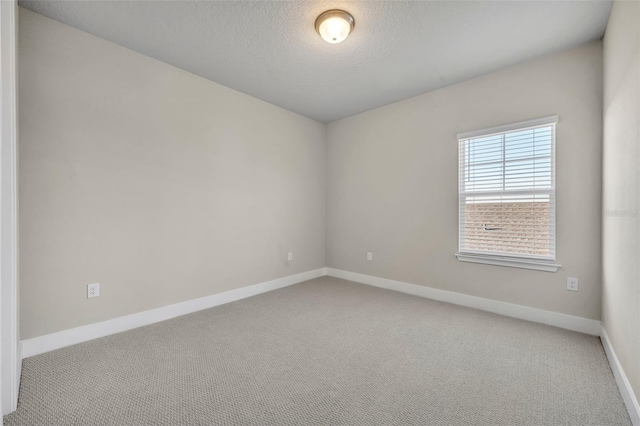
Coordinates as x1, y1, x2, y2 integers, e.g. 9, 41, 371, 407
455, 116, 561, 272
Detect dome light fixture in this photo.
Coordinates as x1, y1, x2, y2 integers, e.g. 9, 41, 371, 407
315, 9, 355, 44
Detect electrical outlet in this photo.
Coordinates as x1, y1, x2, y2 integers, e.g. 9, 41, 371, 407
87, 283, 100, 298
367, 252, 373, 261
287, 252, 293, 261
567, 277, 579, 292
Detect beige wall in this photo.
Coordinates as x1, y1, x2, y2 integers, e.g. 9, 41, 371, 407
19, 6, 607, 342
602, 0, 640, 404
18, 9, 326, 339
327, 41, 603, 320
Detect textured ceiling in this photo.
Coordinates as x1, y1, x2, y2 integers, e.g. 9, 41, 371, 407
19, 0, 612, 123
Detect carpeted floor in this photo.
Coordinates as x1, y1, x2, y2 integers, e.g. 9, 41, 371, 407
4, 276, 631, 425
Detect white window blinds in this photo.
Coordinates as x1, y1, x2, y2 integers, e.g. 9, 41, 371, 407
458, 116, 557, 261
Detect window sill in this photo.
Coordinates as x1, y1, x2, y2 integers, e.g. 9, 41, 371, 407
455, 253, 561, 272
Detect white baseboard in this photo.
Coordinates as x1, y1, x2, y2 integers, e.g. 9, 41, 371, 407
601, 324, 640, 425
21, 268, 326, 358
326, 268, 601, 335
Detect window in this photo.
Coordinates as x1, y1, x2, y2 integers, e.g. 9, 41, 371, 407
455, 116, 560, 272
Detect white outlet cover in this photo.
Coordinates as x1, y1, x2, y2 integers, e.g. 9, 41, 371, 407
87, 283, 100, 298
567, 277, 579, 292
287, 252, 293, 261
367, 252, 373, 261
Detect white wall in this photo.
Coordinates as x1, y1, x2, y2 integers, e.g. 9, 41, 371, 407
18, 9, 326, 340
327, 41, 603, 320
602, 0, 640, 405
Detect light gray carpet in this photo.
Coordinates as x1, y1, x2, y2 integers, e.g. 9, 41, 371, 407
4, 277, 631, 425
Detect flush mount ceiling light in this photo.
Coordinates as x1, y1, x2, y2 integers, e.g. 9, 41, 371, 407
315, 9, 355, 44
